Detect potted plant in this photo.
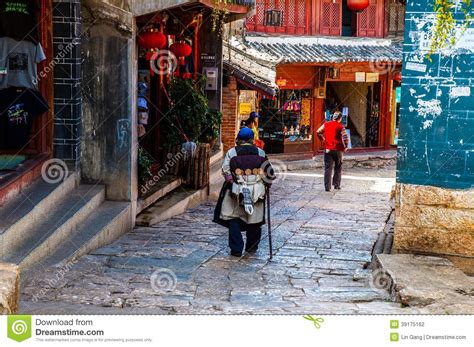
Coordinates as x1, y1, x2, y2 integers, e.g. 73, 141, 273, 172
200, 109, 222, 148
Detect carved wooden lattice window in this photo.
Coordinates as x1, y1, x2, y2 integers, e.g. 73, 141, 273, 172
320, 0, 342, 36
357, 0, 378, 37
386, 0, 405, 37
245, 0, 308, 34
265, 10, 283, 26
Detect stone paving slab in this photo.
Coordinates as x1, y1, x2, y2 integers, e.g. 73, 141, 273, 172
19, 166, 422, 314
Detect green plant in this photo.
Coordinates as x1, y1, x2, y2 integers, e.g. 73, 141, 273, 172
162, 76, 209, 149
428, 0, 472, 60
211, 0, 229, 36
201, 109, 223, 143
138, 146, 154, 182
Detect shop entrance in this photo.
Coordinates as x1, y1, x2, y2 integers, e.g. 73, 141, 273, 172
0, 0, 53, 202
325, 81, 383, 149
259, 89, 313, 154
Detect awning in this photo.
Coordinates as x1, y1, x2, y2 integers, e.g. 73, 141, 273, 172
223, 37, 279, 96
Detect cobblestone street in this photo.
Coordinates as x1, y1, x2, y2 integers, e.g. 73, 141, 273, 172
21, 166, 423, 314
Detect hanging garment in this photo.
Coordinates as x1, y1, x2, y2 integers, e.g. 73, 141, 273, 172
0, 0, 39, 43
137, 81, 147, 98
0, 37, 46, 89
0, 87, 49, 148
138, 111, 149, 125
137, 97, 148, 111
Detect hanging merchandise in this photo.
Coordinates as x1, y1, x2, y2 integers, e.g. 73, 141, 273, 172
137, 124, 146, 138
0, 87, 49, 149
137, 81, 148, 98
137, 97, 148, 111
0, 36, 46, 89
138, 111, 149, 125
0, 0, 39, 43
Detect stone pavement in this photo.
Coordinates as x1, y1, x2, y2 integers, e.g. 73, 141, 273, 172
20, 166, 424, 314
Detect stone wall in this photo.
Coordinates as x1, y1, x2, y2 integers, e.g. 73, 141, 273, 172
80, 1, 137, 203
397, 0, 473, 189
221, 75, 238, 151
394, 183, 474, 275
394, 0, 473, 274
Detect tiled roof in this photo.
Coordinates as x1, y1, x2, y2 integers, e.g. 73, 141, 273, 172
223, 37, 280, 96
223, 35, 403, 94
243, 35, 403, 64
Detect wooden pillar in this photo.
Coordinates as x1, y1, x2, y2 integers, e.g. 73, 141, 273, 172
39, 0, 54, 155
312, 98, 325, 155
380, 73, 392, 149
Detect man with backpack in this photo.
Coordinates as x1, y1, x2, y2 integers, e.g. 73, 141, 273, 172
317, 111, 350, 192
213, 127, 273, 257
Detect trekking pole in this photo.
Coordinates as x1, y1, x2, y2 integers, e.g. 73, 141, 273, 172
267, 186, 273, 260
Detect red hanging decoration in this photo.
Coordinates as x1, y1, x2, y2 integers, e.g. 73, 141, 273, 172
169, 41, 193, 65
393, 71, 402, 83
347, 0, 370, 13
138, 29, 167, 50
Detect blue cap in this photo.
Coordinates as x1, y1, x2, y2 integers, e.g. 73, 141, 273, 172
249, 111, 259, 118
237, 127, 254, 141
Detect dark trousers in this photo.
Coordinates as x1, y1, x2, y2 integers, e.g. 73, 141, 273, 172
324, 150, 343, 190
228, 219, 262, 253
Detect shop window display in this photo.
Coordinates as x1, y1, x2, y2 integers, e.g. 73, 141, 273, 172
259, 89, 313, 154
0, 0, 49, 153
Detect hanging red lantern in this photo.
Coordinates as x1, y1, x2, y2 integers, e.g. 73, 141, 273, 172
138, 29, 167, 50
393, 71, 402, 83
347, 0, 370, 13
169, 41, 193, 65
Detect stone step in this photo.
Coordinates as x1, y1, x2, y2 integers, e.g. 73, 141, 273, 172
136, 188, 208, 227
30, 201, 132, 269
2, 185, 105, 269
136, 155, 224, 227
374, 254, 474, 314
0, 173, 79, 256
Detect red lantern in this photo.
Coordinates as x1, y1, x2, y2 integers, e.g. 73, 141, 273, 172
393, 71, 402, 83
169, 41, 192, 65
138, 30, 167, 50
347, 0, 370, 13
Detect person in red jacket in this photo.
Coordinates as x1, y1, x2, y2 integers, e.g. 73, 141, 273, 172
317, 112, 349, 192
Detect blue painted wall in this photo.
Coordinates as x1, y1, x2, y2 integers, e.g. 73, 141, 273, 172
397, 0, 474, 189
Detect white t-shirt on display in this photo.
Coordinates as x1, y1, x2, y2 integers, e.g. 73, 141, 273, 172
0, 37, 46, 89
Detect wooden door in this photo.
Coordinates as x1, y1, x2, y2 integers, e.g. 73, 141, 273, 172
320, 0, 342, 36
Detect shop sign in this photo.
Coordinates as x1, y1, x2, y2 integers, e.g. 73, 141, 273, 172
355, 72, 366, 82
200, 53, 216, 67
366, 73, 379, 82
239, 103, 252, 115
0, 68, 6, 75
